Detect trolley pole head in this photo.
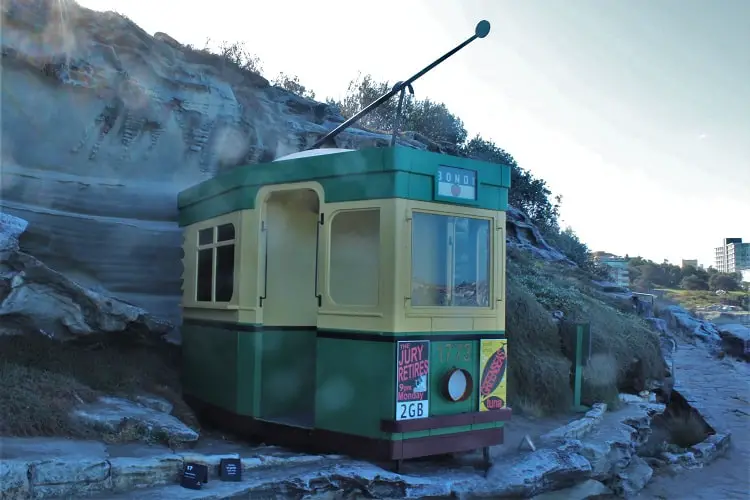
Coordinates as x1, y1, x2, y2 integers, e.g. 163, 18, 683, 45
308, 20, 492, 151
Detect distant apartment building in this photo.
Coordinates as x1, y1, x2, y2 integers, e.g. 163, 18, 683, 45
593, 252, 630, 288
681, 259, 698, 269
715, 238, 750, 273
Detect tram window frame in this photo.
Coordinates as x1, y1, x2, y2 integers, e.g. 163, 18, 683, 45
410, 211, 491, 308
328, 208, 381, 307
195, 223, 236, 303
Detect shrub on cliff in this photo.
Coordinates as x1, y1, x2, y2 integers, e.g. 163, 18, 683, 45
327, 73, 468, 147
506, 252, 666, 414
273, 72, 316, 100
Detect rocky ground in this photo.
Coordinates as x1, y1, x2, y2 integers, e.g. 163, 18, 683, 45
638, 344, 749, 499
1, 400, 670, 499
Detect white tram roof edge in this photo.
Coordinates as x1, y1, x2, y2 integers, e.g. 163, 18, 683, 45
273, 148, 355, 163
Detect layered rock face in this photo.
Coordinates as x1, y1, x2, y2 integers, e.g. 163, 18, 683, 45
1, 212, 172, 340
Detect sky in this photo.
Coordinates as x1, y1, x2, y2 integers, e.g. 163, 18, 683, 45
76, 0, 750, 267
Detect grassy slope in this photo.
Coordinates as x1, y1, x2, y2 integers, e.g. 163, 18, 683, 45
506, 248, 665, 415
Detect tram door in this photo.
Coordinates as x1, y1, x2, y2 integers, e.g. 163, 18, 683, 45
259, 187, 320, 427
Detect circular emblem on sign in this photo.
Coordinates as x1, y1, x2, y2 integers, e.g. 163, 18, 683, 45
441, 368, 473, 402
450, 184, 461, 197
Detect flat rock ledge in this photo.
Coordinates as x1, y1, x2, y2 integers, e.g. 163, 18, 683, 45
0, 399, 671, 500
70, 396, 198, 445
659, 433, 731, 471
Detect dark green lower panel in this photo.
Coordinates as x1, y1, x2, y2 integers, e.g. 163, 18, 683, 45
182, 323, 241, 412
182, 319, 507, 445
185, 392, 506, 462
314, 338, 394, 438
258, 329, 316, 420
182, 321, 315, 419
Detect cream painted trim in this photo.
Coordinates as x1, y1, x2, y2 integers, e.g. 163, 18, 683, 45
254, 181, 325, 325
496, 218, 506, 303
322, 202, 385, 311
254, 181, 325, 208
403, 200, 499, 319
318, 310, 384, 318
316, 200, 392, 331
181, 211, 242, 309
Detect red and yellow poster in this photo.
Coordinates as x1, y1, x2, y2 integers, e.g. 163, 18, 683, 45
479, 339, 508, 411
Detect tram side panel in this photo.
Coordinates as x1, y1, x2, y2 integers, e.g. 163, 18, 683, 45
180, 209, 261, 419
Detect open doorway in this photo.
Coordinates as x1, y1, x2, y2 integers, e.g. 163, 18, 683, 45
259, 187, 320, 428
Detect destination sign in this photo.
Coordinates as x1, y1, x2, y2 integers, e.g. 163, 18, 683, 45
436, 165, 477, 201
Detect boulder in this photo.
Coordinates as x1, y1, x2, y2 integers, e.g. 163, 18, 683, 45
0, 437, 111, 499
29, 458, 112, 498
557, 401, 663, 496
658, 305, 721, 343
506, 207, 576, 264
540, 404, 608, 445
609, 455, 652, 498
481, 448, 593, 497
645, 317, 669, 335
531, 479, 613, 499
715, 323, 750, 361
0, 214, 173, 341
0, 212, 27, 253
133, 394, 174, 414
70, 396, 199, 444
108, 454, 183, 493
0, 460, 30, 500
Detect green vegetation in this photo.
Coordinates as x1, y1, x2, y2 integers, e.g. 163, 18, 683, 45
506, 248, 665, 414
627, 256, 744, 292
657, 288, 748, 311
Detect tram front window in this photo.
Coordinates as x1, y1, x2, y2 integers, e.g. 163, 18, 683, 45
411, 211, 491, 307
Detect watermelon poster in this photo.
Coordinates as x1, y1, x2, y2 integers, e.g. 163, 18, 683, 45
479, 339, 508, 411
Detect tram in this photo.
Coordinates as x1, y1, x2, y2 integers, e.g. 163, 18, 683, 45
177, 20, 512, 465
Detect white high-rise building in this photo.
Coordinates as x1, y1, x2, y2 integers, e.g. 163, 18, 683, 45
714, 238, 750, 273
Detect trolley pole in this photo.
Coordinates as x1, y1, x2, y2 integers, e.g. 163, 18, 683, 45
308, 20, 491, 150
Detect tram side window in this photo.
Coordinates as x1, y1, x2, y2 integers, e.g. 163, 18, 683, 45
329, 209, 380, 306
411, 212, 490, 307
196, 223, 236, 302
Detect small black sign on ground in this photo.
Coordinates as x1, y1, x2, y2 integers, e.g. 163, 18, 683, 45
219, 458, 242, 482
180, 463, 209, 490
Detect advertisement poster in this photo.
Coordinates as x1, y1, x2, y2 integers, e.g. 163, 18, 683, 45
479, 339, 508, 411
395, 340, 430, 421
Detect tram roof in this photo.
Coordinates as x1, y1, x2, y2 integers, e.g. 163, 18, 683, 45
177, 146, 511, 227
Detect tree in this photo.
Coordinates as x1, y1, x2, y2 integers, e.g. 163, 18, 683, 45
402, 98, 467, 146
273, 72, 316, 99
462, 135, 560, 231
550, 226, 590, 267
680, 275, 709, 291
708, 273, 741, 292
637, 263, 664, 288
330, 73, 467, 145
